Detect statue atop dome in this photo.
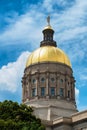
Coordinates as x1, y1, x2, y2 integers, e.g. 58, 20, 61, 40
47, 15, 50, 25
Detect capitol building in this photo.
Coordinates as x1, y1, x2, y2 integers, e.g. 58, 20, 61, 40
22, 17, 87, 130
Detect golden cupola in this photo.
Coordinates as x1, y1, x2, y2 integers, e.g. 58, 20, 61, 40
26, 16, 71, 68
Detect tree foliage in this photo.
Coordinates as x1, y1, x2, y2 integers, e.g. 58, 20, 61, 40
0, 100, 45, 130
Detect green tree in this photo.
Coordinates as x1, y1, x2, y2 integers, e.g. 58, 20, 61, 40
0, 100, 45, 130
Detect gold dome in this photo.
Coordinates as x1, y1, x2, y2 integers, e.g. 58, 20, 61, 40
26, 46, 71, 68
44, 25, 53, 30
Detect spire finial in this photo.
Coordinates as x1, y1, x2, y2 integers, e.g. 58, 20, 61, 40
47, 15, 50, 25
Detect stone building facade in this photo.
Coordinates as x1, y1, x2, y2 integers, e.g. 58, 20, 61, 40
22, 17, 87, 130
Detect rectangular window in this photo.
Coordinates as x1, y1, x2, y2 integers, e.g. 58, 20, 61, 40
51, 87, 55, 96
41, 87, 45, 96
68, 90, 70, 98
32, 88, 36, 97
32, 79, 36, 84
60, 88, 63, 96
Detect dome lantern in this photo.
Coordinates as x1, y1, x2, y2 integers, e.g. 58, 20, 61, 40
40, 16, 57, 47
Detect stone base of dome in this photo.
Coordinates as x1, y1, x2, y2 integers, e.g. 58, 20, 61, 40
24, 98, 78, 121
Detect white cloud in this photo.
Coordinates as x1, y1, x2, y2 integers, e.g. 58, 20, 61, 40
42, 0, 75, 12
57, 26, 87, 43
43, 0, 53, 12
0, 13, 42, 47
0, 0, 86, 70
68, 44, 85, 63
54, 0, 87, 41
81, 75, 87, 80
0, 51, 30, 92
75, 68, 87, 81
75, 87, 79, 105
0, 0, 86, 48
79, 68, 87, 80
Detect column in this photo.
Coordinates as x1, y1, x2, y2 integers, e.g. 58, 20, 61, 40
22, 84, 24, 102
73, 79, 76, 101
25, 77, 28, 101
71, 79, 73, 100
23, 86, 25, 101
56, 73, 60, 98
22, 78, 26, 102
70, 78, 73, 100
26, 85, 28, 101
46, 72, 49, 98
36, 78, 38, 96
28, 76, 31, 100
65, 75, 68, 99
22, 77, 25, 102
36, 72, 39, 98
35, 77, 39, 99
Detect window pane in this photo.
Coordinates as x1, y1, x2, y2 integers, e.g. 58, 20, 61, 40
41, 87, 45, 96
60, 88, 63, 96
68, 90, 70, 98
32, 88, 36, 97
51, 88, 55, 96
32, 79, 36, 84
60, 79, 63, 83
41, 78, 45, 82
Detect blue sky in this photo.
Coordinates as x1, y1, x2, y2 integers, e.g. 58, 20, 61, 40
0, 0, 87, 111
